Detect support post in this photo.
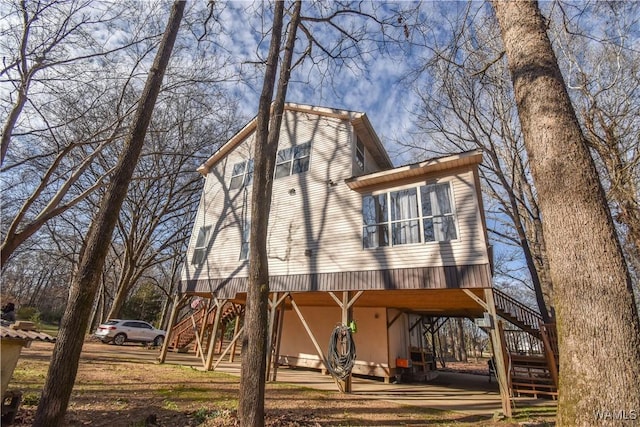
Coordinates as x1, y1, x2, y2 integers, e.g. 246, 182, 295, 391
228, 307, 242, 362
264, 292, 289, 379
195, 299, 211, 359
341, 291, 353, 393
269, 301, 286, 381
485, 288, 513, 417
205, 299, 225, 371
265, 292, 279, 380
157, 293, 187, 364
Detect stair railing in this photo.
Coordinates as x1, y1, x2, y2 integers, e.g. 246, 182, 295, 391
170, 306, 207, 348
493, 289, 543, 332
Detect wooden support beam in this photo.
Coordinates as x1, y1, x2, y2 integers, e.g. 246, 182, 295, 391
346, 290, 364, 309
195, 300, 211, 359
288, 296, 331, 372
341, 291, 353, 393
157, 293, 187, 364
212, 325, 245, 371
227, 302, 245, 361
190, 315, 206, 366
485, 288, 513, 418
463, 289, 488, 311
269, 292, 289, 309
409, 316, 423, 332
387, 311, 403, 329
269, 302, 286, 381
205, 298, 225, 371
328, 291, 343, 307
266, 292, 280, 380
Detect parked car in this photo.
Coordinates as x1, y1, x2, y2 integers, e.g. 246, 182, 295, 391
94, 319, 165, 346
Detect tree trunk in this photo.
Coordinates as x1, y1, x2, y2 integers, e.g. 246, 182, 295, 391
32, 3, 185, 425
239, 2, 301, 425
455, 318, 467, 362
238, 2, 285, 425
491, 2, 640, 425
105, 263, 140, 320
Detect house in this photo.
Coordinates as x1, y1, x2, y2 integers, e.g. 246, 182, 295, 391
165, 104, 555, 413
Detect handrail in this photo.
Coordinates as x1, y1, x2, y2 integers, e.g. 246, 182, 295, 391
169, 307, 207, 348
493, 289, 543, 331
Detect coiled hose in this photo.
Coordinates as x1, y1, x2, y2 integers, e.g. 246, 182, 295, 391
327, 324, 356, 381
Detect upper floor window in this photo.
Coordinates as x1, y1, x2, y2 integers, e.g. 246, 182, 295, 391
362, 182, 457, 248
192, 225, 212, 265
421, 183, 457, 242
240, 220, 250, 261
229, 159, 254, 190
362, 193, 388, 248
275, 142, 311, 179
355, 138, 365, 171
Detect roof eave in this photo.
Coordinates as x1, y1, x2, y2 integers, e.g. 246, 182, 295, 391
345, 150, 483, 191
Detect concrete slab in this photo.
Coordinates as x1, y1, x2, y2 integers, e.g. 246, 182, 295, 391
189, 355, 556, 416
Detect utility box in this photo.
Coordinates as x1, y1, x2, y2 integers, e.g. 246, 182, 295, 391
1, 321, 55, 424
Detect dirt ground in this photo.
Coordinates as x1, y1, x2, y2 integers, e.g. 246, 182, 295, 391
6, 341, 555, 426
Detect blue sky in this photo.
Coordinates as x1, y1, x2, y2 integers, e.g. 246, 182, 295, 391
199, 0, 442, 166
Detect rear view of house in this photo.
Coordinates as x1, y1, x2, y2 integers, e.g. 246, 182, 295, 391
165, 104, 555, 414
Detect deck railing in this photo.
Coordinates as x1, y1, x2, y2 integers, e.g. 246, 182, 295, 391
493, 289, 543, 333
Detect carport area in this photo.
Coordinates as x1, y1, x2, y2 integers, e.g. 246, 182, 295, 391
158, 345, 554, 417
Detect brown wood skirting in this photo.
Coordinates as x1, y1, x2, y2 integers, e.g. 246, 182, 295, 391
179, 264, 491, 299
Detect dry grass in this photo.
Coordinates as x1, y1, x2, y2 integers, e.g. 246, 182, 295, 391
6, 342, 555, 426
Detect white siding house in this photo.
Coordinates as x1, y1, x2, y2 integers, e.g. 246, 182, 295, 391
177, 103, 493, 381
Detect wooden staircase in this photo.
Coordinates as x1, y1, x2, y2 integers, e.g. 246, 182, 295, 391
168, 303, 242, 352
493, 289, 542, 339
492, 289, 558, 399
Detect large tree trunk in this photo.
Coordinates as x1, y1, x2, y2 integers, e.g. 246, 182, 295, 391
239, 2, 301, 425
238, 2, 285, 425
491, 1, 640, 425
32, 3, 185, 425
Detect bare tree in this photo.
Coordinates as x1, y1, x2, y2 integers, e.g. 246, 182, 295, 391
33, 2, 185, 425
0, 1, 168, 268
491, 1, 640, 424
404, 2, 554, 319
104, 92, 238, 320
234, 3, 415, 423
239, 1, 301, 424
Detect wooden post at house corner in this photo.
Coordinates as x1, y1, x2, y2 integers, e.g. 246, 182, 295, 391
158, 293, 188, 364
484, 288, 513, 418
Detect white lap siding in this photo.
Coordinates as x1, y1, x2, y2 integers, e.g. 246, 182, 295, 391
182, 110, 489, 286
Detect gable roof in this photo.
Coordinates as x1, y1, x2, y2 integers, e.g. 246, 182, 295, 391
196, 103, 393, 175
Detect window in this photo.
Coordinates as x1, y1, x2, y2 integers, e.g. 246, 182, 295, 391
275, 142, 310, 178
362, 194, 389, 248
421, 183, 457, 242
240, 220, 250, 260
191, 225, 211, 265
355, 138, 365, 170
362, 182, 458, 248
390, 188, 420, 245
229, 159, 254, 190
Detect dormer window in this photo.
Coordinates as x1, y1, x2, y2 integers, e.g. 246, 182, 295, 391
275, 142, 311, 178
355, 138, 365, 170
